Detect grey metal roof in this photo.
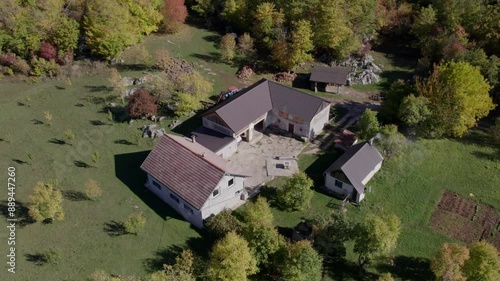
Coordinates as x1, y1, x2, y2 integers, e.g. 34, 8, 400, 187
203, 79, 329, 133
325, 142, 383, 194
191, 127, 236, 153
310, 65, 351, 85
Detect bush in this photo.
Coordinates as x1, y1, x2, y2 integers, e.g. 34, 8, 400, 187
175, 92, 200, 116
39, 42, 58, 61
44, 248, 61, 265
127, 88, 158, 119
30, 57, 61, 77
277, 173, 314, 211
85, 179, 102, 200
28, 181, 64, 222
205, 209, 243, 240
124, 212, 146, 234
220, 34, 236, 61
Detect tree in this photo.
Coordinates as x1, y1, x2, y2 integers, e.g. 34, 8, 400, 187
411, 5, 437, 47
463, 241, 500, 281
253, 2, 285, 49
358, 109, 380, 140
237, 33, 255, 57
379, 80, 413, 123
353, 214, 401, 267
108, 68, 126, 98
39, 42, 57, 61
377, 124, 407, 157
206, 231, 257, 281
28, 181, 64, 222
242, 197, 284, 266
272, 38, 291, 70
431, 243, 469, 281
161, 0, 188, 33
192, 0, 215, 19
205, 209, 242, 240
51, 16, 79, 56
283, 19, 314, 70
85, 179, 102, 201
377, 273, 395, 281
417, 61, 494, 138
124, 212, 146, 235
175, 72, 213, 100
151, 250, 196, 281
399, 95, 431, 127
277, 172, 314, 211
220, 34, 236, 62
276, 240, 322, 281
314, 211, 352, 258
128, 88, 158, 119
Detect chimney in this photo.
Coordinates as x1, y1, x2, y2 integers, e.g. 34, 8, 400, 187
191, 134, 196, 143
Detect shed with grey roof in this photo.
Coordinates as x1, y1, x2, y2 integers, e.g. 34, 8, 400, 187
310, 65, 351, 93
323, 141, 383, 203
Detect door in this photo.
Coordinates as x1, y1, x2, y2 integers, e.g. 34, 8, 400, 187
288, 123, 294, 134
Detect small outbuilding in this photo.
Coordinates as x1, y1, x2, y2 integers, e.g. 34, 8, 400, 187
310, 65, 351, 93
323, 141, 383, 203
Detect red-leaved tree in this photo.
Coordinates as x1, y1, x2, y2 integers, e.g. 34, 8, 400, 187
40, 43, 58, 61
161, 0, 188, 34
128, 88, 158, 119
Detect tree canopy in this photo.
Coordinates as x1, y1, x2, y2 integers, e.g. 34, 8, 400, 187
277, 172, 314, 211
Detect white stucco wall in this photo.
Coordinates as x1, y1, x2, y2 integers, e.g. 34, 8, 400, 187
200, 174, 246, 220
309, 105, 330, 139
361, 162, 382, 185
324, 173, 354, 199
267, 110, 311, 139
145, 174, 204, 228
215, 139, 238, 159
202, 118, 235, 137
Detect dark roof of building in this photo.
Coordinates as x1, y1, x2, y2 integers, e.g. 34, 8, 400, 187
191, 127, 236, 153
204, 79, 329, 133
325, 141, 383, 194
310, 65, 351, 85
140, 134, 245, 210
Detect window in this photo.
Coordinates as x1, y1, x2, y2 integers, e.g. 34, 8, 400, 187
212, 188, 220, 197
152, 180, 161, 190
184, 204, 193, 214
335, 180, 343, 188
170, 193, 179, 203
228, 178, 234, 187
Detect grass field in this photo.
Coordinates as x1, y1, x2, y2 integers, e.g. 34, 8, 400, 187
266, 134, 500, 280
0, 24, 244, 280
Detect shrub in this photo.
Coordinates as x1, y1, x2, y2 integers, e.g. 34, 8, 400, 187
85, 179, 102, 200
220, 34, 236, 61
44, 248, 61, 265
124, 212, 147, 234
154, 49, 172, 71
28, 181, 64, 222
127, 88, 158, 119
175, 92, 200, 116
30, 57, 61, 77
205, 209, 243, 240
39, 42, 58, 61
64, 129, 75, 144
237, 33, 255, 56
277, 173, 314, 211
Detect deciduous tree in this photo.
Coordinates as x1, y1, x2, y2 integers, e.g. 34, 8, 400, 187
206, 231, 257, 281
253, 2, 285, 49
463, 241, 500, 281
358, 109, 380, 140
277, 172, 314, 211
28, 181, 64, 222
287, 20, 314, 70
205, 209, 242, 240
85, 179, 102, 201
150, 250, 196, 281
399, 94, 431, 127
124, 212, 146, 235
276, 240, 322, 281
353, 214, 401, 267
128, 88, 158, 119
417, 61, 494, 138
220, 34, 236, 62
431, 243, 469, 281
161, 0, 188, 33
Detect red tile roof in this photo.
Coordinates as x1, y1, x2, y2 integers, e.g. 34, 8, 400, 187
141, 134, 244, 209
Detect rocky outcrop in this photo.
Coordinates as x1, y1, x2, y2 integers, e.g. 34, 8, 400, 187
333, 54, 382, 85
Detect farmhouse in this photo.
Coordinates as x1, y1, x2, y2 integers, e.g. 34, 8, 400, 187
323, 141, 383, 203
202, 78, 331, 143
140, 134, 249, 228
310, 65, 351, 93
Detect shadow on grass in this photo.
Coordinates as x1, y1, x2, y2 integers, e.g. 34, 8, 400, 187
304, 151, 339, 187
12, 159, 28, 165
190, 52, 222, 64
25, 253, 48, 266
0, 200, 34, 227
259, 185, 278, 207
75, 103, 85, 107
74, 161, 91, 168
115, 64, 154, 72
84, 85, 113, 93
114, 139, 135, 145
325, 258, 378, 281
114, 151, 185, 222
32, 119, 44, 125
103, 220, 126, 237
90, 120, 108, 126
376, 256, 433, 281
61, 190, 88, 202
48, 138, 67, 145
142, 236, 210, 273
